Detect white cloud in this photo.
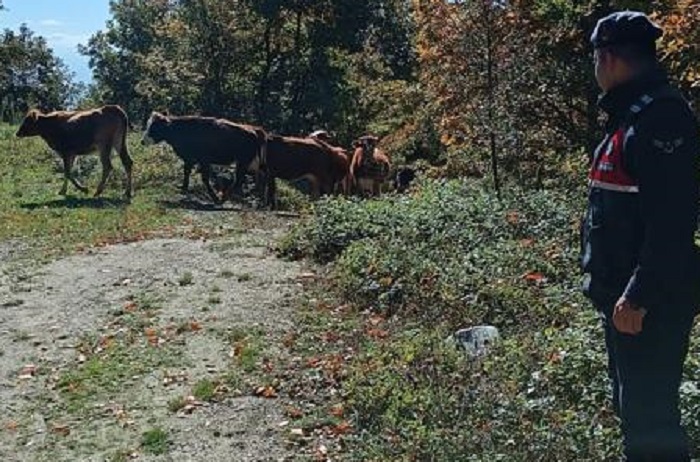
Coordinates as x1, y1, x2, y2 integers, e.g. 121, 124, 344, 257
39, 19, 63, 27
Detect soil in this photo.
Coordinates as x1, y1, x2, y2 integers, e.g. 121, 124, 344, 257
0, 211, 308, 462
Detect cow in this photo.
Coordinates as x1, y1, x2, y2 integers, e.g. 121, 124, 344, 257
394, 166, 416, 193
308, 130, 351, 195
141, 112, 267, 204
15, 105, 133, 200
350, 135, 391, 197
260, 135, 350, 209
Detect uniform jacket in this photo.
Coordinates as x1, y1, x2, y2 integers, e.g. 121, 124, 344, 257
581, 68, 700, 311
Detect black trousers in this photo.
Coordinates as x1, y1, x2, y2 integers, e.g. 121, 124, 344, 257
599, 303, 696, 461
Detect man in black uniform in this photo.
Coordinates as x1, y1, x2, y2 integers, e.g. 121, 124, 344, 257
581, 11, 700, 461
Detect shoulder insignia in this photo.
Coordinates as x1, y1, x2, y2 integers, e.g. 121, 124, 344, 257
652, 137, 684, 155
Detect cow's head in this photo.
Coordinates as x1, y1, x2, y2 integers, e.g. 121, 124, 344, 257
355, 135, 379, 157
141, 111, 170, 146
15, 109, 43, 137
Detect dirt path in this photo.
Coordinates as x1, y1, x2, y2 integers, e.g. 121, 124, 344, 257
0, 213, 306, 461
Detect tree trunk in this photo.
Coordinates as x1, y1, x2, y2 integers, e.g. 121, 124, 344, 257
485, 3, 500, 199
257, 17, 274, 125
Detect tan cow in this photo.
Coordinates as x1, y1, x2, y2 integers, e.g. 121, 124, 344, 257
309, 130, 351, 195
350, 135, 391, 197
15, 105, 133, 199
261, 135, 350, 209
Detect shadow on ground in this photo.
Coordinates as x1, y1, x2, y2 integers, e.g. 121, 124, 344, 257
20, 196, 131, 210
159, 195, 244, 212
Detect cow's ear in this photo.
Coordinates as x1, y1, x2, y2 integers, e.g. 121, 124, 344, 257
153, 111, 169, 121
27, 109, 40, 121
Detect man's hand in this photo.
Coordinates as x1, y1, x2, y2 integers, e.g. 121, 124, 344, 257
613, 297, 647, 335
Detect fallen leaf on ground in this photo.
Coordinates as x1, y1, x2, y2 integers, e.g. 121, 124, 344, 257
329, 404, 344, 417
18, 364, 37, 380
254, 386, 277, 398
285, 407, 304, 419
524, 271, 547, 283
330, 421, 353, 435
50, 424, 70, 436
366, 328, 389, 339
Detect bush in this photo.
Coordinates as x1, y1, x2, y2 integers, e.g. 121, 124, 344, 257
343, 313, 622, 461
282, 179, 585, 332
281, 178, 700, 460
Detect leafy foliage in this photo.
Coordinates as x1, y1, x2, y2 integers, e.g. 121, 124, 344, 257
80, 0, 419, 142
281, 179, 700, 459
0, 25, 79, 122
413, 0, 700, 186
281, 178, 586, 330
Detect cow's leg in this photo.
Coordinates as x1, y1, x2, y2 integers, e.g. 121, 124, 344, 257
229, 161, 247, 200
181, 162, 194, 193
320, 178, 334, 197
252, 170, 268, 209
267, 176, 278, 210
59, 155, 72, 195
61, 154, 88, 195
94, 145, 114, 197
114, 134, 133, 200
308, 175, 321, 200
200, 164, 222, 204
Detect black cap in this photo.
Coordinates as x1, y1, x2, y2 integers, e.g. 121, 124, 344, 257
590, 11, 663, 49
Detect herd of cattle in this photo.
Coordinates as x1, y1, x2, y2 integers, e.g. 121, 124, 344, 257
14, 104, 415, 207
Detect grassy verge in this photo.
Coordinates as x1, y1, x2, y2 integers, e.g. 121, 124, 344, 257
0, 124, 189, 257
0, 123, 309, 259
278, 178, 700, 460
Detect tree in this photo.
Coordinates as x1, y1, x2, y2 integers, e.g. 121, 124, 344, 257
0, 24, 78, 122
82, 0, 420, 144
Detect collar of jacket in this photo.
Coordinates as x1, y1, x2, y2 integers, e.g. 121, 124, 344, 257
598, 67, 669, 118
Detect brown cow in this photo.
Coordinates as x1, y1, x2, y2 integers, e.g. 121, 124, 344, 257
15, 105, 133, 199
308, 130, 351, 195
350, 135, 391, 197
142, 112, 267, 204
261, 135, 349, 209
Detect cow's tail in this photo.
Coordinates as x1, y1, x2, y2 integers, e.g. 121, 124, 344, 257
254, 128, 270, 207
255, 128, 268, 172
108, 105, 133, 199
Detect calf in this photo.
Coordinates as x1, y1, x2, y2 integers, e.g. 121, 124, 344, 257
262, 135, 349, 209
141, 112, 267, 203
350, 135, 391, 197
394, 166, 416, 193
15, 105, 133, 199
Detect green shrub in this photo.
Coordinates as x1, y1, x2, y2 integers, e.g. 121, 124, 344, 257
283, 179, 585, 332
343, 313, 621, 461
281, 178, 700, 460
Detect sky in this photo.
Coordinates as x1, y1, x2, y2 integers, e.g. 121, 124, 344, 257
0, 0, 111, 83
